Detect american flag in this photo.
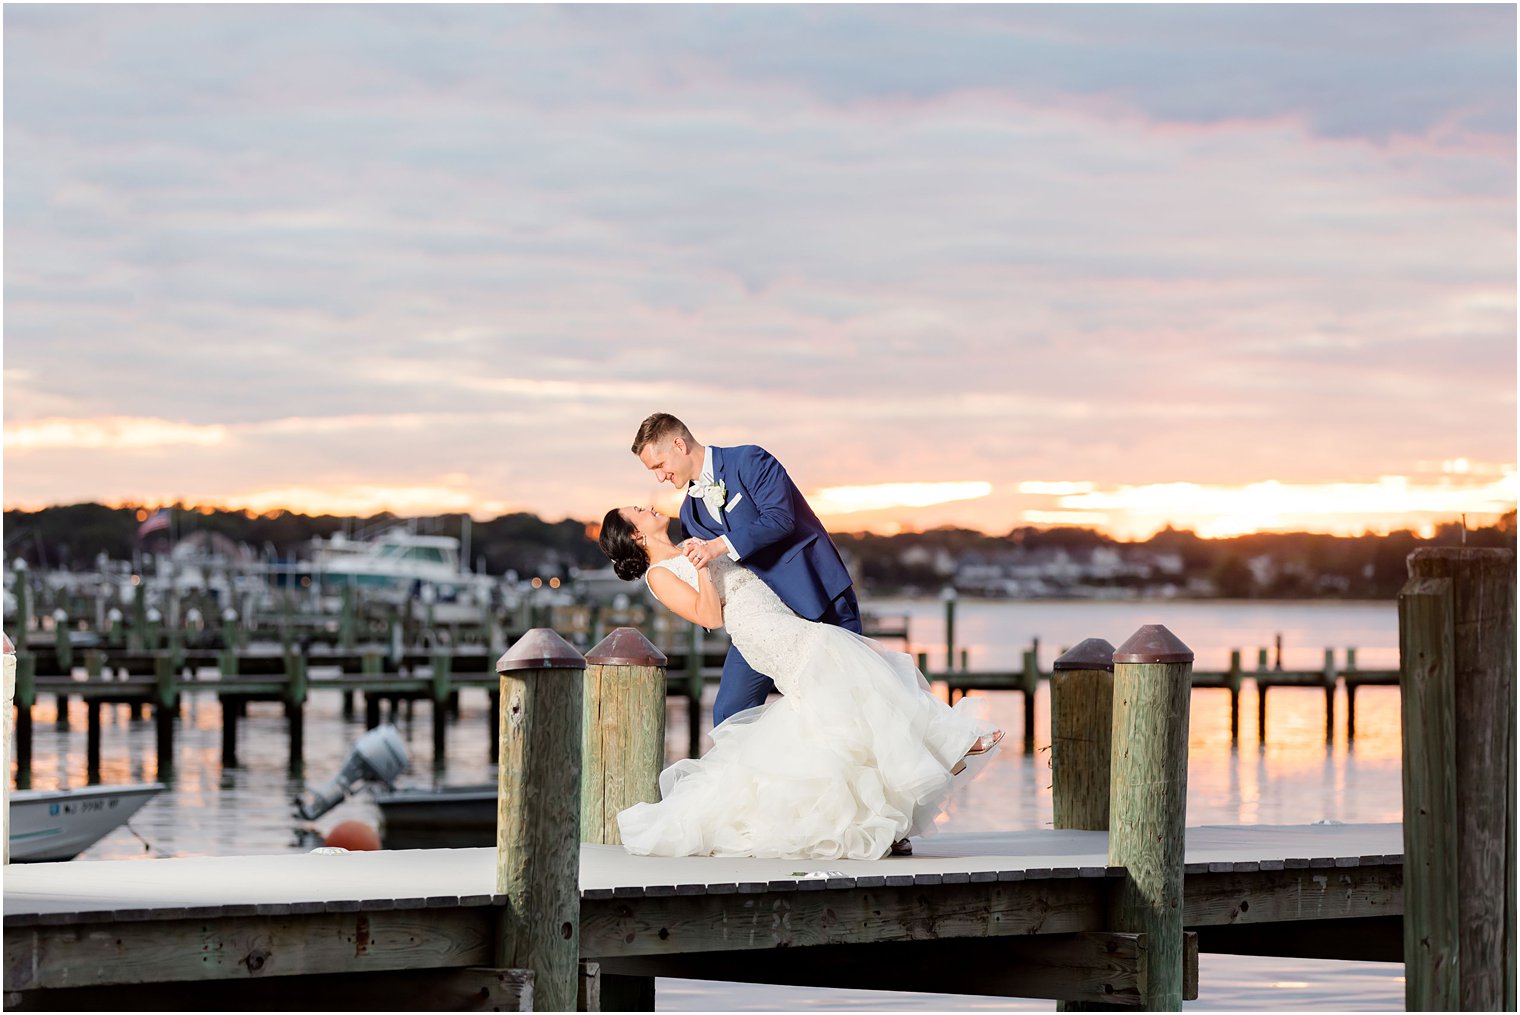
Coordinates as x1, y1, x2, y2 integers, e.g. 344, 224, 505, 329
137, 508, 171, 538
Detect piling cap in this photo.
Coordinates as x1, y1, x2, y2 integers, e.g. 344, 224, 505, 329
2, 633, 12, 655
1112, 624, 1194, 664
586, 627, 668, 668
496, 628, 586, 673
1052, 638, 1115, 672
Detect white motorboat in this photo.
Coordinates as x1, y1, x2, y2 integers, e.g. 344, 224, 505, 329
297, 526, 499, 609
8, 783, 166, 862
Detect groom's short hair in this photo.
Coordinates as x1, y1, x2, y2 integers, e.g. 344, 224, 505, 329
632, 413, 694, 455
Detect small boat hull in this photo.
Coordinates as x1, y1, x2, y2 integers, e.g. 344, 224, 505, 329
8, 783, 166, 862
376, 785, 497, 849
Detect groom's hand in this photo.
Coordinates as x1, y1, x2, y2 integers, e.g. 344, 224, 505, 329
684, 539, 722, 569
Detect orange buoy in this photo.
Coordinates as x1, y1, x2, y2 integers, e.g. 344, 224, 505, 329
324, 820, 381, 851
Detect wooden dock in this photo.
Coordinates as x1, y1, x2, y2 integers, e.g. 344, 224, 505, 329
4, 547, 1511, 1011
2, 823, 1403, 1010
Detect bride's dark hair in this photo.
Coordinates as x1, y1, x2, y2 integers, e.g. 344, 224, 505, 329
599, 508, 649, 581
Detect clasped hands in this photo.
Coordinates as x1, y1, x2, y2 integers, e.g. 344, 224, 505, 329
683, 538, 726, 570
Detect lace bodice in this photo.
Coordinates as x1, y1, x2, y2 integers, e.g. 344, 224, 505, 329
647, 549, 814, 694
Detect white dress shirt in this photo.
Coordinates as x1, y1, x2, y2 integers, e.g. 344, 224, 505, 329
696, 445, 741, 561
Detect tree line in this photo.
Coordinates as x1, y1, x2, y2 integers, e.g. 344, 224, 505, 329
3, 502, 1513, 600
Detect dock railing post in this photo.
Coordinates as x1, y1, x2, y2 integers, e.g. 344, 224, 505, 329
1050, 638, 1115, 831
52, 609, 72, 674
1108, 624, 1193, 1011
1399, 547, 1516, 1012
1227, 649, 1242, 743
4, 633, 15, 863
1344, 646, 1359, 740
582, 627, 667, 1012
1021, 646, 1039, 753
430, 649, 452, 767
154, 652, 176, 777
685, 623, 702, 759
494, 628, 585, 1013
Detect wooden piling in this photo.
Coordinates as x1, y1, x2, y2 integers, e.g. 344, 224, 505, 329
286, 651, 307, 773
154, 653, 176, 776
1227, 649, 1242, 743
1322, 648, 1336, 744
221, 693, 240, 769
943, 591, 957, 673
430, 650, 453, 764
1021, 647, 1039, 753
53, 609, 72, 674
494, 628, 585, 1014
86, 699, 102, 782
1345, 646, 1359, 740
1400, 547, 1517, 1011
13, 653, 33, 786
3, 634, 15, 863
1108, 624, 1193, 1011
1050, 638, 1115, 831
581, 628, 667, 846
582, 628, 667, 1012
685, 623, 702, 759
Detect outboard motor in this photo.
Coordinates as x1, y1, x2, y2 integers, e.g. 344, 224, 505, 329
295, 724, 409, 820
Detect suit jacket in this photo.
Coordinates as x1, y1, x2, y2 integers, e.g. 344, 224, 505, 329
680, 444, 853, 622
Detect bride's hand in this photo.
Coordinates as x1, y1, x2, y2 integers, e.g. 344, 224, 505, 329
684, 538, 719, 569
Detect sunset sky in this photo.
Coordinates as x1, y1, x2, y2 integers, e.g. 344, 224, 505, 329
4, 5, 1515, 541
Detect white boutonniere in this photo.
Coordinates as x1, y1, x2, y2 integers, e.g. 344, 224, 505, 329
689, 478, 728, 523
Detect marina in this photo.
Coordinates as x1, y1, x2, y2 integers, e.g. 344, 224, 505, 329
3, 548, 1513, 1011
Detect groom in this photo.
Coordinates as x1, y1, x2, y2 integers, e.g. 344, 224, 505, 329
631, 412, 861, 726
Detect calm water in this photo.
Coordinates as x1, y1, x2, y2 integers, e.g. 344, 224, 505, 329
13, 598, 1405, 1011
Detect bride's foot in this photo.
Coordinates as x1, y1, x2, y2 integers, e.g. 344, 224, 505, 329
890, 837, 913, 856
966, 729, 1005, 757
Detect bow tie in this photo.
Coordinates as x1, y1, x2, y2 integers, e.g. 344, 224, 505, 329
689, 477, 727, 523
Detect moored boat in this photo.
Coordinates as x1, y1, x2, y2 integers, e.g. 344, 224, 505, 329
375, 784, 497, 849
8, 783, 166, 862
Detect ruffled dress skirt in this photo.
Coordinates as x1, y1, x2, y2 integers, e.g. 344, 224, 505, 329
617, 621, 988, 861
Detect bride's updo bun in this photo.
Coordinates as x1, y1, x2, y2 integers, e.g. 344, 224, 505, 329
599, 508, 649, 581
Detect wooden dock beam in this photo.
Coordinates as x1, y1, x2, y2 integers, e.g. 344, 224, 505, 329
1109, 624, 1194, 1010
1399, 547, 1516, 1011
582, 628, 667, 1010
494, 628, 586, 1013
1051, 638, 1115, 831
3, 634, 14, 863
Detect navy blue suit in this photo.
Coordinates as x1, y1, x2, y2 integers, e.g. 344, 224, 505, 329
680, 444, 861, 726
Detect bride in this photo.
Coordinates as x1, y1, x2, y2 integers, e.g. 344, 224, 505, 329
599, 504, 1002, 861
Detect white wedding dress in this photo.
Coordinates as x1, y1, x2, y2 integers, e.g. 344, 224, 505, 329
617, 551, 991, 861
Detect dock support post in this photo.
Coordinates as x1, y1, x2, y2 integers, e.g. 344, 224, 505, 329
1399, 548, 1516, 1011
431, 650, 452, 766
4, 634, 15, 863
1227, 649, 1242, 743
221, 695, 239, 769
12, 565, 31, 653
1051, 639, 1115, 831
154, 653, 176, 777
287, 651, 307, 774
488, 688, 500, 763
1345, 646, 1359, 740
1255, 647, 1269, 743
494, 628, 585, 1014
583, 628, 667, 1011
685, 623, 702, 759
1109, 624, 1193, 1011
943, 588, 957, 674
86, 700, 102, 782
53, 608, 72, 674
1021, 646, 1039, 754
1322, 648, 1337, 744
13, 653, 33, 786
